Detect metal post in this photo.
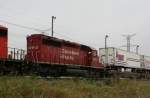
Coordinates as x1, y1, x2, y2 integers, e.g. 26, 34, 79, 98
51, 16, 56, 37
20, 49, 23, 60
13, 48, 15, 60
136, 45, 139, 54
127, 36, 130, 52
17, 50, 19, 60
105, 35, 108, 66
105, 35, 108, 49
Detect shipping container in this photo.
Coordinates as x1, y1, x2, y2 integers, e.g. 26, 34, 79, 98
99, 47, 142, 68
143, 56, 150, 69
0, 26, 8, 59
27, 34, 101, 68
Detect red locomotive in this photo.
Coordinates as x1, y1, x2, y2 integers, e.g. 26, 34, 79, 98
0, 25, 8, 59
26, 34, 101, 68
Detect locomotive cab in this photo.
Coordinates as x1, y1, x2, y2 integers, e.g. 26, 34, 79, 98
90, 49, 101, 68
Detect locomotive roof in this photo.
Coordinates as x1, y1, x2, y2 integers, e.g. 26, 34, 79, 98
0, 25, 7, 30
28, 34, 96, 50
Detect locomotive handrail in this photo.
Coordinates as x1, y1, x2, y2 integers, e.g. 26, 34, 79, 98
7, 46, 26, 60
0, 46, 27, 60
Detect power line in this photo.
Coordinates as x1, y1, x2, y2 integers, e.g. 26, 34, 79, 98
0, 19, 97, 47
54, 31, 95, 46
0, 19, 51, 32
0, 19, 80, 44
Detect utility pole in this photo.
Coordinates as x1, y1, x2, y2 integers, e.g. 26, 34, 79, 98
105, 35, 109, 66
105, 35, 109, 49
136, 45, 139, 54
51, 16, 56, 37
122, 34, 136, 52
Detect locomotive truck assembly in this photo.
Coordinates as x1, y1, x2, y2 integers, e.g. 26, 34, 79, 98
0, 25, 150, 79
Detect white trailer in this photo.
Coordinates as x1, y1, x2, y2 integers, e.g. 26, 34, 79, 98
144, 56, 150, 69
99, 47, 142, 68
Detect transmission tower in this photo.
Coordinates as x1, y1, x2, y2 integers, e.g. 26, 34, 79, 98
122, 33, 136, 52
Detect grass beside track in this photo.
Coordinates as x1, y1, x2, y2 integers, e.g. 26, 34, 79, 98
0, 76, 150, 98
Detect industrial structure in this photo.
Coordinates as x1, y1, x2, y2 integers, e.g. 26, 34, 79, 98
122, 34, 136, 52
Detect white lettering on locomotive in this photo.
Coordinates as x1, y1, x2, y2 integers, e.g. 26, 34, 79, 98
61, 49, 79, 56
60, 55, 74, 60
60, 49, 79, 60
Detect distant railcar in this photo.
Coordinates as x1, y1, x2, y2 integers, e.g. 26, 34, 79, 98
143, 55, 150, 69
99, 47, 142, 68
26, 34, 101, 68
0, 26, 8, 59
99, 47, 150, 72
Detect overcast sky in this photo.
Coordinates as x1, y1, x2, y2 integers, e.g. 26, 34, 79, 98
0, 0, 150, 55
